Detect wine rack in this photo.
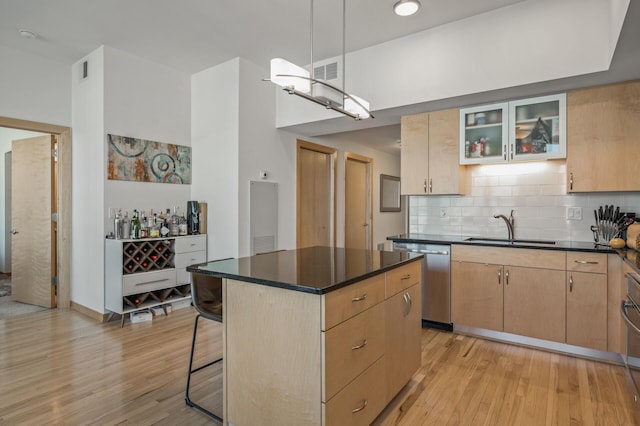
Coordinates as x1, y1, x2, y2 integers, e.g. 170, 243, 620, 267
105, 235, 207, 326
122, 239, 175, 274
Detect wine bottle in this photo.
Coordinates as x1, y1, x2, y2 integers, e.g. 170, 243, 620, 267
131, 210, 141, 239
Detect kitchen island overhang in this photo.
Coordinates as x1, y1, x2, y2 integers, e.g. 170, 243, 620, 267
188, 246, 423, 425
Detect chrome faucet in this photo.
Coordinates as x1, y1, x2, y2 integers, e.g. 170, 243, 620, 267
494, 210, 515, 241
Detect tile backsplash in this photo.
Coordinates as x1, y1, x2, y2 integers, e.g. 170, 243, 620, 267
408, 161, 640, 243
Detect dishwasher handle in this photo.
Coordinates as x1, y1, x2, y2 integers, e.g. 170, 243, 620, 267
418, 249, 449, 255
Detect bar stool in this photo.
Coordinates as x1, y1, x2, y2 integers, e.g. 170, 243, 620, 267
185, 271, 224, 422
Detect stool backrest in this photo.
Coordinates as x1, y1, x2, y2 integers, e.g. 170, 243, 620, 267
190, 272, 224, 322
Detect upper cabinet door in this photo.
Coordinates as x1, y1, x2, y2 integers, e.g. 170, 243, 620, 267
509, 93, 566, 162
459, 102, 508, 165
459, 94, 566, 165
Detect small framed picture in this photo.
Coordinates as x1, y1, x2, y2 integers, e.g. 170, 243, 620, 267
380, 174, 401, 212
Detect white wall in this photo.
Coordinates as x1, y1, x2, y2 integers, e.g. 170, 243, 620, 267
276, 0, 624, 127
103, 46, 192, 233
191, 59, 241, 260
0, 44, 71, 126
238, 58, 297, 256
71, 47, 105, 313
70, 45, 192, 314
0, 128, 47, 273
409, 161, 640, 243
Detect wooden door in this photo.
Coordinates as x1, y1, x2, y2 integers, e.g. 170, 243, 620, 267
567, 271, 607, 350
400, 112, 429, 195
11, 135, 56, 307
344, 153, 372, 251
451, 261, 504, 331
297, 140, 336, 249
428, 108, 465, 195
503, 266, 565, 342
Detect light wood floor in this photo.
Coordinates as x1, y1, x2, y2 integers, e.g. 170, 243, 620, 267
0, 308, 635, 425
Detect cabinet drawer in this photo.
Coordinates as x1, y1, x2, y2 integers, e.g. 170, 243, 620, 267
452, 245, 566, 270
323, 302, 385, 401
174, 235, 206, 253
123, 269, 176, 296
322, 274, 385, 331
386, 260, 421, 298
323, 356, 387, 426
566, 252, 607, 274
174, 250, 206, 269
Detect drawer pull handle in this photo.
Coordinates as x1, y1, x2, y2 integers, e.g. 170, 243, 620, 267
574, 260, 598, 265
135, 278, 170, 286
569, 274, 573, 292
352, 294, 367, 302
352, 398, 368, 414
400, 274, 411, 280
351, 339, 368, 350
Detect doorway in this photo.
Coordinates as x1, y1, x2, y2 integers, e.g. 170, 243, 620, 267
0, 117, 71, 310
296, 140, 336, 249
344, 153, 373, 251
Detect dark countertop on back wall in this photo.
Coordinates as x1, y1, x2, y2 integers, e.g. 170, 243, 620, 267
386, 233, 640, 274
387, 233, 617, 253
187, 246, 423, 295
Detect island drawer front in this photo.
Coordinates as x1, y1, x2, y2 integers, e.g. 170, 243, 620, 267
566, 252, 607, 274
386, 260, 421, 298
122, 269, 177, 296
323, 302, 385, 401
174, 250, 207, 269
174, 235, 206, 253
323, 356, 387, 426
322, 274, 385, 331
451, 245, 566, 270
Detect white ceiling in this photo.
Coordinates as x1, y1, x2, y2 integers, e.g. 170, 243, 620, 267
0, 0, 525, 74
1, 0, 639, 155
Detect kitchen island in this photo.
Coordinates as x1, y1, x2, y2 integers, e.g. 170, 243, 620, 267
188, 246, 423, 426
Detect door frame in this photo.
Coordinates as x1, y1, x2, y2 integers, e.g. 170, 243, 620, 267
344, 152, 373, 251
0, 116, 71, 308
296, 140, 337, 249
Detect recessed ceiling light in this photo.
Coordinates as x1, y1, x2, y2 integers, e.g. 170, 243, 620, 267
393, 0, 421, 17
18, 29, 37, 39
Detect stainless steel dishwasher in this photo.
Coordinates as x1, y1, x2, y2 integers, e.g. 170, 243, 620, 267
392, 242, 451, 329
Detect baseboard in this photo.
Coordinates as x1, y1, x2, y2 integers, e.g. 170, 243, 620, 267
70, 301, 107, 322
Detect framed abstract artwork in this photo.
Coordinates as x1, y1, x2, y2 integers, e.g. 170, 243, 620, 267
107, 134, 192, 184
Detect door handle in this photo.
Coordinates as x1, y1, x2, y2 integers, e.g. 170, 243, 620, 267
11, 229, 18, 234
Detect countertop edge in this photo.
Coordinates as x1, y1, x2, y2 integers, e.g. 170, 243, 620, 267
187, 255, 423, 295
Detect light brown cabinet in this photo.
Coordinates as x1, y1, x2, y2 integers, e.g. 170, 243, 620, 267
385, 283, 421, 399
452, 245, 567, 343
452, 245, 616, 351
503, 266, 566, 342
566, 252, 608, 351
566, 80, 640, 192
224, 258, 422, 426
451, 260, 504, 331
400, 109, 466, 195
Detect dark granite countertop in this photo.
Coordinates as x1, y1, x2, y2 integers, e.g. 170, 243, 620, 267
386, 233, 617, 254
187, 246, 423, 295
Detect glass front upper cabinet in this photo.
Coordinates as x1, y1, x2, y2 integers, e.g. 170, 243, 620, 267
459, 94, 566, 165
509, 93, 566, 161
459, 102, 508, 165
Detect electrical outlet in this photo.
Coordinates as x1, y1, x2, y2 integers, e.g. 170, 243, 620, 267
566, 207, 583, 220
440, 208, 447, 218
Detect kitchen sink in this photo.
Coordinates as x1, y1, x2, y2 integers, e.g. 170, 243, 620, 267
464, 237, 556, 245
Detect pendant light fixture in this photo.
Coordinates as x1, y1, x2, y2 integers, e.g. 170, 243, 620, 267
393, 0, 421, 17
267, 0, 374, 120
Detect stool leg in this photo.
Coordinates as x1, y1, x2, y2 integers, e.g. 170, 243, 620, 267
185, 314, 223, 423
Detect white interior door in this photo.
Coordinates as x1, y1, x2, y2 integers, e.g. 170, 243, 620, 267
11, 135, 55, 308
